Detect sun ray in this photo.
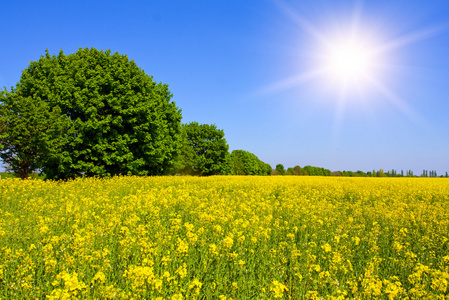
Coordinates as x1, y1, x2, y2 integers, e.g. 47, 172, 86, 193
274, 1, 332, 48
329, 89, 348, 148
255, 67, 328, 96
366, 76, 424, 124
374, 23, 449, 55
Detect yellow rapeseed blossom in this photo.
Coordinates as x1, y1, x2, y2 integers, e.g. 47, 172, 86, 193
188, 278, 202, 295
171, 293, 183, 300
222, 236, 234, 249
0, 176, 448, 299
91, 271, 106, 284
321, 243, 332, 253
269, 280, 288, 298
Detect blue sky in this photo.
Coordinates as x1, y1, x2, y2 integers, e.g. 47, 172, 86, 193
2, 0, 449, 175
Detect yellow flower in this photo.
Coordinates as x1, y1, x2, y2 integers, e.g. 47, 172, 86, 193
270, 280, 288, 298
309, 264, 321, 272
222, 236, 234, 249
305, 291, 319, 300
39, 225, 49, 235
176, 238, 189, 254
175, 263, 187, 279
321, 243, 332, 253
91, 271, 106, 284
171, 293, 183, 300
188, 278, 202, 295
352, 236, 360, 246
237, 235, 245, 243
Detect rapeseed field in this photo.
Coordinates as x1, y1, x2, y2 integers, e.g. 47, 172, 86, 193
0, 176, 448, 299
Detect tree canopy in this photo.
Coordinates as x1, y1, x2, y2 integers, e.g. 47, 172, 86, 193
0, 92, 73, 179
176, 122, 230, 176
230, 150, 271, 175
13, 48, 182, 179
302, 165, 332, 176
275, 164, 286, 175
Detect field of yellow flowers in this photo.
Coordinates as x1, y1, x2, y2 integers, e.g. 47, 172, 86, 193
0, 176, 448, 299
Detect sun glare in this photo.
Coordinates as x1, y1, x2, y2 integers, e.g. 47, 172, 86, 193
316, 33, 382, 92
325, 39, 375, 86
260, 0, 446, 126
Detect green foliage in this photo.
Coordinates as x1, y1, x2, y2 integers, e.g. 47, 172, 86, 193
0, 172, 45, 180
303, 165, 331, 176
263, 163, 272, 176
357, 170, 367, 177
275, 164, 286, 175
286, 167, 295, 175
293, 165, 302, 175
301, 167, 309, 176
0, 172, 17, 179
15, 48, 182, 179
229, 150, 271, 175
340, 170, 355, 177
176, 122, 229, 176
0, 91, 73, 179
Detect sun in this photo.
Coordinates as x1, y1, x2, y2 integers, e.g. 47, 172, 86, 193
325, 39, 374, 85
319, 35, 379, 90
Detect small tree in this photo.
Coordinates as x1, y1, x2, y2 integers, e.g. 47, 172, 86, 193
286, 167, 295, 175
293, 165, 302, 175
263, 163, 272, 176
229, 150, 270, 176
176, 122, 229, 176
356, 170, 367, 177
275, 164, 286, 175
0, 92, 73, 179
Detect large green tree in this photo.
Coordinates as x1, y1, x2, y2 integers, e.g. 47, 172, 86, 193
15, 48, 182, 179
0, 91, 73, 179
176, 122, 229, 176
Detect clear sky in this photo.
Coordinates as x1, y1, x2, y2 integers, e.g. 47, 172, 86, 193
2, 0, 449, 175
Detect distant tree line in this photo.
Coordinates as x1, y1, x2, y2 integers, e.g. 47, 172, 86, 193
273, 165, 332, 176
271, 166, 448, 178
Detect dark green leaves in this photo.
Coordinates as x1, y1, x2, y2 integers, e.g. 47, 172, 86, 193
14, 48, 182, 179
176, 122, 230, 176
230, 150, 271, 175
0, 91, 73, 179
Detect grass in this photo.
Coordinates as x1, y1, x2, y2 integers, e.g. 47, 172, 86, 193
0, 172, 45, 180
